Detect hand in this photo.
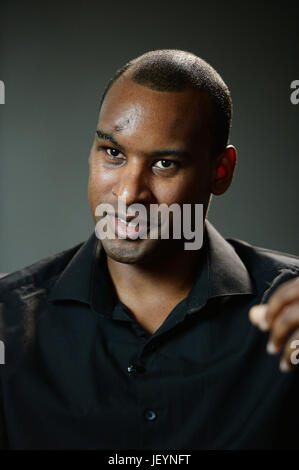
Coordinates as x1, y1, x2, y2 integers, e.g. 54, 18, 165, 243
249, 277, 299, 373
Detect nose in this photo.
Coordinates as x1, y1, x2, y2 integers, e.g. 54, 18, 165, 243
112, 160, 153, 206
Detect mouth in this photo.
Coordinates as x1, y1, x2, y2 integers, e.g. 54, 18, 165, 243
108, 213, 150, 239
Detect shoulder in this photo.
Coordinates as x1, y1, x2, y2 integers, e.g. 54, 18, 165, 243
0, 242, 84, 312
227, 237, 299, 301
227, 237, 299, 271
0, 240, 85, 373
0, 241, 84, 299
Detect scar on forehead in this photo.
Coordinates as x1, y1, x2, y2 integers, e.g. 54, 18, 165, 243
113, 105, 143, 132
114, 118, 131, 131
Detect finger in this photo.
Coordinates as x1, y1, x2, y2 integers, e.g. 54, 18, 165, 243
278, 328, 299, 373
249, 304, 270, 330
266, 301, 299, 354
265, 277, 299, 327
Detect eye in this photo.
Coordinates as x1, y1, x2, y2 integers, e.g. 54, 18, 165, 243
153, 159, 178, 170
97, 146, 126, 166
106, 148, 121, 158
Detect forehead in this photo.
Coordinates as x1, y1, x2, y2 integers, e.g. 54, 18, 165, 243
98, 76, 210, 147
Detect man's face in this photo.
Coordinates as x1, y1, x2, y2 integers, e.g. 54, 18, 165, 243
88, 75, 213, 264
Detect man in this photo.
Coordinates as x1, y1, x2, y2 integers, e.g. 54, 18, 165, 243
0, 49, 299, 450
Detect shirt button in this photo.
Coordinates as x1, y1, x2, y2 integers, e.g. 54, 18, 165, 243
127, 364, 136, 375
127, 363, 145, 376
144, 409, 157, 421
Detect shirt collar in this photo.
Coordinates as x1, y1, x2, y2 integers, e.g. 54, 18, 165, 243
48, 231, 100, 304
204, 219, 256, 297
48, 220, 256, 312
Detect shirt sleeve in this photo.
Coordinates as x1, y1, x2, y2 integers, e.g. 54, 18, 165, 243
0, 376, 8, 449
0, 337, 8, 448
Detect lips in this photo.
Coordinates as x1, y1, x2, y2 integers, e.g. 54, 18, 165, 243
108, 214, 149, 239
115, 213, 147, 225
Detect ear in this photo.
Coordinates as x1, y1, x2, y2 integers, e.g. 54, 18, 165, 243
210, 145, 237, 196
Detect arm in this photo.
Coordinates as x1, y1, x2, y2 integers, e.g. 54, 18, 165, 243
0, 371, 8, 450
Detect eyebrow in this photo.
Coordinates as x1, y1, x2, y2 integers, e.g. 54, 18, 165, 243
96, 130, 124, 151
95, 128, 192, 160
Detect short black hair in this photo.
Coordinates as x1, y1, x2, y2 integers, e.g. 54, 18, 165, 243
99, 49, 232, 158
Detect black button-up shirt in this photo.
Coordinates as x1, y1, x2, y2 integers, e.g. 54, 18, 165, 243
1, 220, 299, 449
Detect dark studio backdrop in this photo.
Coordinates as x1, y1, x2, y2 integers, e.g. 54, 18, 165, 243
0, 0, 298, 274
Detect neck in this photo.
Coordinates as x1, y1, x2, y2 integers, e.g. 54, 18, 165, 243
106, 241, 204, 304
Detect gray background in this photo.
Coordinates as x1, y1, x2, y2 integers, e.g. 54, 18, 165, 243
0, 0, 298, 274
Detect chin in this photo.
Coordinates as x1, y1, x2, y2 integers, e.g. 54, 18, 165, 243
100, 237, 161, 264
